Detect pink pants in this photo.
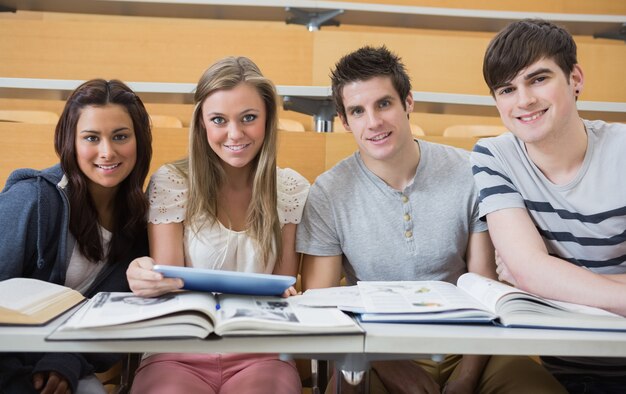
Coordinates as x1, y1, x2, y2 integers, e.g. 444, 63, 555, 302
131, 353, 301, 394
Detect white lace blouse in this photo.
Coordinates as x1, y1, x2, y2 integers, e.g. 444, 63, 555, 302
147, 165, 310, 273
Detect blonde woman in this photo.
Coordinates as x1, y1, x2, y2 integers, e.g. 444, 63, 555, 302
126, 57, 308, 394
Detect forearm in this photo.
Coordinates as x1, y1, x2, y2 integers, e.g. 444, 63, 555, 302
508, 253, 626, 316
603, 273, 626, 285
488, 209, 626, 316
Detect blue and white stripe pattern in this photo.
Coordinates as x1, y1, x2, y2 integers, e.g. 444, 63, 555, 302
470, 119, 626, 274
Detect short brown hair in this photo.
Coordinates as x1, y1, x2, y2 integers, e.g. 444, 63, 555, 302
331, 46, 411, 120
483, 19, 578, 95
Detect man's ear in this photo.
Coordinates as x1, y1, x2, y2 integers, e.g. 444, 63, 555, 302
405, 93, 414, 113
571, 64, 584, 97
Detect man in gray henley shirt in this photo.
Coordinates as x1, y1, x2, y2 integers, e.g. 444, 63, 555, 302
296, 45, 564, 394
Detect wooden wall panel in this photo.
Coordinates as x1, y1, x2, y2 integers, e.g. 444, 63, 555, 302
324, 0, 626, 14
277, 131, 326, 183
313, 29, 491, 94
1, 10, 624, 135
0, 17, 314, 86
412, 112, 503, 136
0, 123, 57, 188
325, 133, 358, 170
576, 37, 626, 102
313, 29, 626, 102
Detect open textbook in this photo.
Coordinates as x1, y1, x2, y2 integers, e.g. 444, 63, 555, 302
48, 291, 362, 340
0, 278, 85, 325
296, 273, 626, 331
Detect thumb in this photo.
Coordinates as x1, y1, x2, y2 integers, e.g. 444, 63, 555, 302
137, 257, 156, 270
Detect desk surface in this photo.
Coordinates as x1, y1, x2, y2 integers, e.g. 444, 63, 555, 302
0, 309, 364, 355
363, 322, 626, 358
0, 0, 623, 35
3, 310, 626, 359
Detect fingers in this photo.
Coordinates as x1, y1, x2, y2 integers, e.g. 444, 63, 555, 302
131, 279, 184, 297
38, 372, 70, 394
127, 257, 183, 297
32, 372, 44, 390
128, 258, 162, 282
281, 286, 299, 298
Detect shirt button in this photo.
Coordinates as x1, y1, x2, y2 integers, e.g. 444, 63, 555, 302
403, 214, 411, 221
405, 230, 413, 238
401, 195, 409, 203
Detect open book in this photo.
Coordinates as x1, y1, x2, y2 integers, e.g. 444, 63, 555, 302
48, 291, 362, 340
297, 273, 626, 331
0, 278, 85, 325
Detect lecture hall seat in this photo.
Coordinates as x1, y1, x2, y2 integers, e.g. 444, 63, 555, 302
442, 124, 508, 138
278, 118, 306, 132
149, 114, 184, 128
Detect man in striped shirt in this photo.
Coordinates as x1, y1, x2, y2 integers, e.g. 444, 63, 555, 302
471, 19, 626, 393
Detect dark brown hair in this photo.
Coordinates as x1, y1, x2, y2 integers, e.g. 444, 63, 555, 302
331, 45, 412, 121
483, 19, 578, 95
54, 79, 152, 264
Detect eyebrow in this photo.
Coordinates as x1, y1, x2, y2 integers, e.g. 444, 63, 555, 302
524, 67, 554, 81
345, 95, 395, 113
79, 127, 130, 134
377, 95, 395, 104
344, 104, 362, 114
206, 108, 260, 117
496, 67, 555, 91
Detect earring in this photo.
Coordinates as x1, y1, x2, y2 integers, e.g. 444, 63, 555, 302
575, 89, 580, 95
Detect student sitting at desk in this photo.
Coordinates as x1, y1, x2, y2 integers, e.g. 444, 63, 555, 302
472, 19, 626, 393
126, 56, 309, 394
0, 79, 152, 394
297, 46, 565, 394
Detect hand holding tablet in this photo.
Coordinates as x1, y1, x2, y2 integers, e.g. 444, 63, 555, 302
153, 265, 296, 296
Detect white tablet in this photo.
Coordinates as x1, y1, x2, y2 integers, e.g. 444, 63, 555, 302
153, 265, 296, 296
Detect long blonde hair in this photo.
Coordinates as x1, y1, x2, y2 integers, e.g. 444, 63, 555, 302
173, 56, 280, 268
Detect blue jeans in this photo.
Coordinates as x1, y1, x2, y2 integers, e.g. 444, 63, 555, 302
556, 374, 626, 394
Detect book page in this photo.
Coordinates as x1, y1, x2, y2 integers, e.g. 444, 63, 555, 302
0, 278, 73, 313
456, 273, 523, 313
457, 273, 626, 330
0, 278, 84, 325
547, 299, 620, 317
357, 280, 487, 314
215, 295, 361, 335
61, 291, 217, 329
291, 286, 364, 312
